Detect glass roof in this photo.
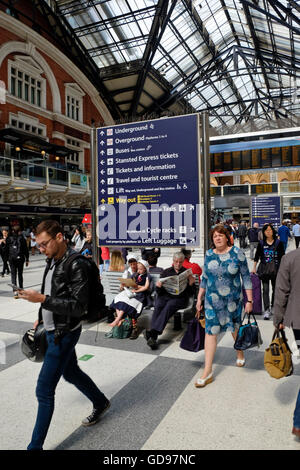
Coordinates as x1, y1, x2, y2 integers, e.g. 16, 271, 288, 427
53, 0, 300, 131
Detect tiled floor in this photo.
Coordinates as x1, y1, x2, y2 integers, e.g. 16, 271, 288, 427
0, 248, 299, 450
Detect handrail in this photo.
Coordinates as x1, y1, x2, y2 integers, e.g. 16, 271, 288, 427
0, 154, 90, 189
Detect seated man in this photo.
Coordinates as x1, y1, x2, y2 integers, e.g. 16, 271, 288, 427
144, 252, 195, 350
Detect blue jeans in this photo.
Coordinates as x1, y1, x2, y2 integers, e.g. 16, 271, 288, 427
100, 260, 110, 274
294, 389, 300, 429
27, 327, 107, 450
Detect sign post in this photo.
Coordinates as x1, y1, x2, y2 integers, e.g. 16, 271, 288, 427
90, 126, 99, 266
95, 114, 202, 249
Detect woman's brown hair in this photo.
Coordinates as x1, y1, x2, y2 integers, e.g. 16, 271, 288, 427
210, 224, 232, 248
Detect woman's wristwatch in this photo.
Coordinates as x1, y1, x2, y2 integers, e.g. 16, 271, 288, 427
247, 300, 253, 303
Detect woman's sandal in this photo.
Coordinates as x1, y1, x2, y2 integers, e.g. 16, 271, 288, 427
236, 358, 245, 367
194, 373, 213, 388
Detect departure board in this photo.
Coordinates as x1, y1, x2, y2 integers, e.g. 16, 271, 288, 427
223, 152, 232, 170
210, 142, 300, 172
224, 185, 249, 195
271, 147, 281, 167
251, 183, 278, 194
213, 153, 223, 172
232, 151, 241, 170
241, 149, 251, 169
210, 186, 221, 196
282, 146, 292, 166
261, 148, 271, 168
251, 148, 261, 168
292, 146, 300, 166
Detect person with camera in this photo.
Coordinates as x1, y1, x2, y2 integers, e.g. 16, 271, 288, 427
18, 219, 110, 450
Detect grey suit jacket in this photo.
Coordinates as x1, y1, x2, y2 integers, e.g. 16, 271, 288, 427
273, 248, 300, 329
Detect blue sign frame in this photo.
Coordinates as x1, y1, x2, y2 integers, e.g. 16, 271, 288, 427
96, 114, 200, 247
251, 196, 281, 228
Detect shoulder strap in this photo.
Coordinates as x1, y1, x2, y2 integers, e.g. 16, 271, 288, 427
63, 253, 84, 280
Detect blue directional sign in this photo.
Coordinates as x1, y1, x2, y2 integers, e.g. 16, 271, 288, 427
251, 196, 281, 228
96, 114, 201, 247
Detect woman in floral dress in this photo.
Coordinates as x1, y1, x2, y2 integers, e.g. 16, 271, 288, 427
195, 224, 253, 388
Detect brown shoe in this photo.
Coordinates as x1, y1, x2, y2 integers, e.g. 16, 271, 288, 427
292, 427, 300, 439
129, 327, 139, 340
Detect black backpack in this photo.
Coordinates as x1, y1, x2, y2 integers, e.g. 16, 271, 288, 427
63, 253, 108, 323
8, 235, 22, 260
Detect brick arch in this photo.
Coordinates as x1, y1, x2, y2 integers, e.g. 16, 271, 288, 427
0, 40, 61, 112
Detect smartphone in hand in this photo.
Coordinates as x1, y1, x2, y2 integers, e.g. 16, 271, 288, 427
8, 283, 22, 291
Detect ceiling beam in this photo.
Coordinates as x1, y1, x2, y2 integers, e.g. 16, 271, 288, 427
129, 0, 175, 117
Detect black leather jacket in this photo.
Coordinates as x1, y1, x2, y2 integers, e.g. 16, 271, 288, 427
38, 247, 90, 331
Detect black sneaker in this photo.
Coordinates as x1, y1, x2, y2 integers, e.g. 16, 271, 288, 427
143, 330, 158, 349
82, 400, 111, 426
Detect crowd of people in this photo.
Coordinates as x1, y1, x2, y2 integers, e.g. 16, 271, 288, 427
0, 217, 299, 448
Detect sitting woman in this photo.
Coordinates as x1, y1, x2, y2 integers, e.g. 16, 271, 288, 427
110, 260, 151, 340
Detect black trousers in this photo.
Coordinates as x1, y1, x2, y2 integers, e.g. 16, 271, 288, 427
9, 258, 25, 289
262, 277, 276, 310
150, 293, 188, 337
295, 236, 300, 249
1, 255, 10, 275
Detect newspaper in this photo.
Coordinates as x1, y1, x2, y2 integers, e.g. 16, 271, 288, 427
159, 268, 192, 295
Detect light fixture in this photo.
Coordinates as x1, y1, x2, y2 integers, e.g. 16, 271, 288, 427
15, 146, 21, 152
41, 150, 46, 156
55, 156, 60, 161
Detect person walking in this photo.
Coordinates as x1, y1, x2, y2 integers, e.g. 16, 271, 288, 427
30, 228, 37, 256
247, 222, 260, 260
292, 220, 300, 249
100, 246, 110, 274
237, 221, 248, 249
71, 226, 85, 252
194, 224, 253, 388
6, 224, 29, 298
252, 223, 284, 320
277, 220, 291, 253
273, 247, 300, 439
18, 219, 110, 450
0, 229, 10, 276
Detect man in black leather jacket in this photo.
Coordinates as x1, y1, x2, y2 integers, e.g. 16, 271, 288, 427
19, 219, 110, 450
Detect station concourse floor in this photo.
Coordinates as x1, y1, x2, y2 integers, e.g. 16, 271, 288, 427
0, 243, 299, 451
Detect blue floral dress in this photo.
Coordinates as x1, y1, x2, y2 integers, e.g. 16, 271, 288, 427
201, 246, 252, 335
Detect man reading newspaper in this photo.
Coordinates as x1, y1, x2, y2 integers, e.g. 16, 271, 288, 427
144, 252, 195, 350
